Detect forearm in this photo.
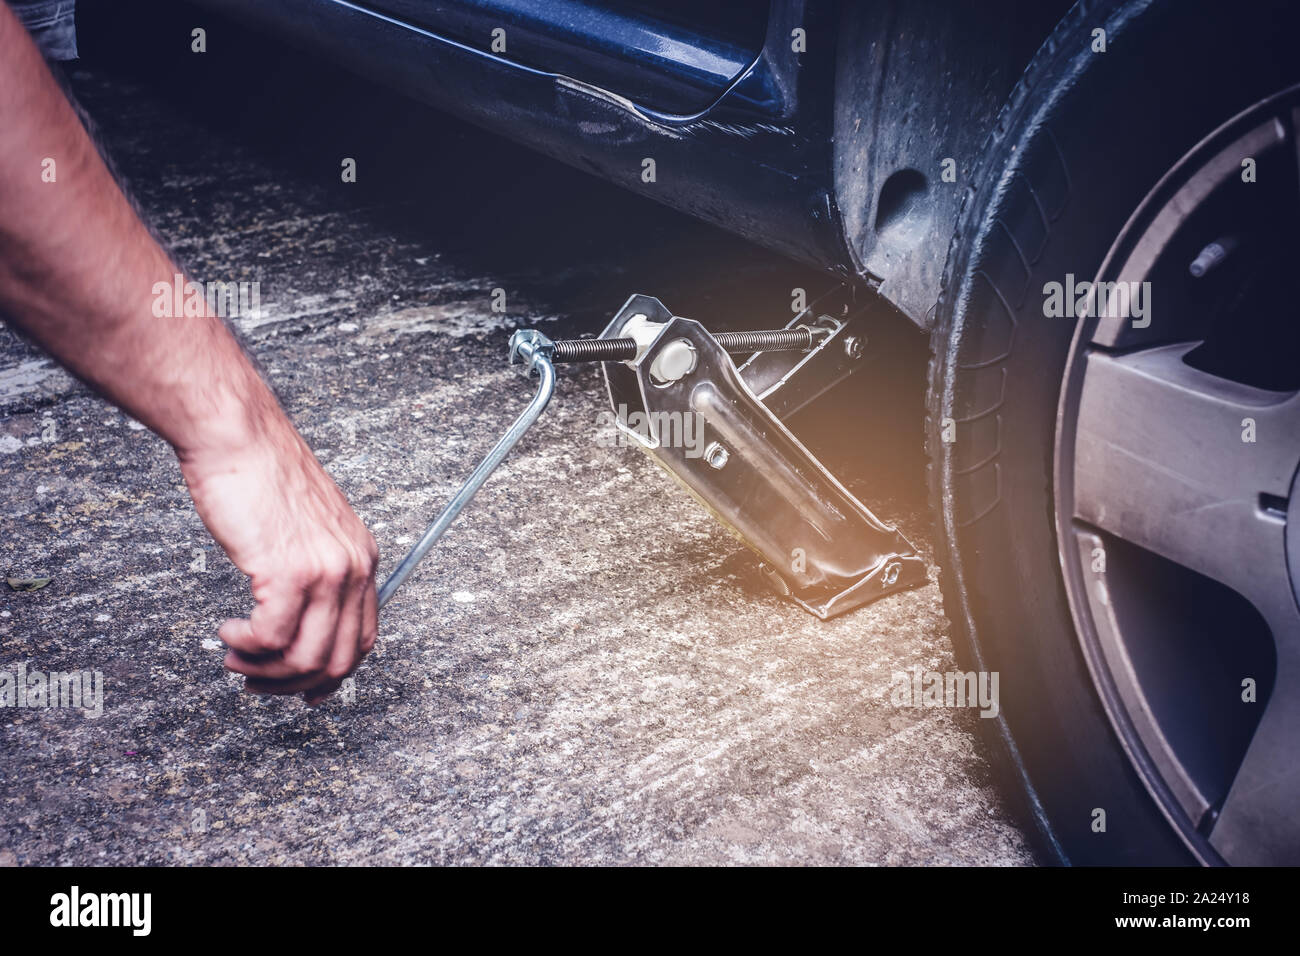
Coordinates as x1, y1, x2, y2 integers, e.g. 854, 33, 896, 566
1, 4, 378, 702
0, 2, 282, 458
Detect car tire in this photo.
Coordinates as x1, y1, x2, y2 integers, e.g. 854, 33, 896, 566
927, 0, 1300, 865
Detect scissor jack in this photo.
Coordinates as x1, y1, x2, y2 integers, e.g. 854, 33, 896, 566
378, 294, 925, 619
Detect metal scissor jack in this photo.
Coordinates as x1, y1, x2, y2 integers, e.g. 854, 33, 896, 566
379, 294, 925, 618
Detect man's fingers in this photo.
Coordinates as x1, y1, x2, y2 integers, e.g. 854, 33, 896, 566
303, 677, 343, 707
323, 578, 367, 680
218, 582, 307, 656
249, 583, 311, 650
298, 564, 371, 704
217, 619, 259, 657
217, 531, 377, 701
223, 578, 342, 682
244, 673, 334, 696
359, 581, 378, 656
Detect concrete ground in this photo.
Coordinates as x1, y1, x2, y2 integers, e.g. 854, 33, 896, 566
0, 7, 1034, 865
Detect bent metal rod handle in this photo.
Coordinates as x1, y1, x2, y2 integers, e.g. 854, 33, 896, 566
376, 331, 557, 610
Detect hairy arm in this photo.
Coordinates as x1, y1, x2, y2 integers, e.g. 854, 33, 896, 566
0, 3, 378, 703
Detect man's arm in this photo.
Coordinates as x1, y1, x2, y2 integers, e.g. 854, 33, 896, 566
0, 3, 378, 703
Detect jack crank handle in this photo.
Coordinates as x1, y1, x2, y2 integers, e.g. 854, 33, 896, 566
376, 331, 557, 610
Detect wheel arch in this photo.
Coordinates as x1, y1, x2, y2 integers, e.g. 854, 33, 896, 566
830, 0, 1073, 329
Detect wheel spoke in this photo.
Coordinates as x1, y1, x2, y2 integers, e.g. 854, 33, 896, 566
1071, 342, 1300, 631
1210, 671, 1300, 864
1073, 342, 1300, 863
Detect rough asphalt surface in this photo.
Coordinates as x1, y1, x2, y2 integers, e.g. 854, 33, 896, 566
0, 7, 1034, 864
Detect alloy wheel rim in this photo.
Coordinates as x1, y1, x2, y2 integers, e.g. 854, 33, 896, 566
1054, 86, 1300, 866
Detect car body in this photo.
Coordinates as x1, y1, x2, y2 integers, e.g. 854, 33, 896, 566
189, 0, 1069, 326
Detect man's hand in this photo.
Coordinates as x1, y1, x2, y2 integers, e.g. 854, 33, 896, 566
179, 417, 379, 704
0, 2, 380, 703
